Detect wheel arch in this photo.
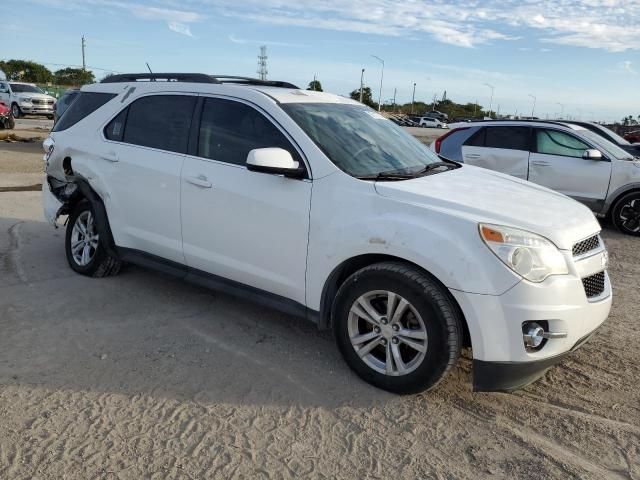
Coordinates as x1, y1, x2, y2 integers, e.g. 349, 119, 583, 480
605, 184, 640, 218
317, 253, 471, 348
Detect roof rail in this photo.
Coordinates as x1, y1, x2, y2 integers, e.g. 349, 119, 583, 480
101, 73, 299, 89
101, 73, 218, 84
464, 118, 572, 127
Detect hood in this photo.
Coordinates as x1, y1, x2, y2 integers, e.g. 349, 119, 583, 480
374, 164, 600, 250
15, 92, 55, 101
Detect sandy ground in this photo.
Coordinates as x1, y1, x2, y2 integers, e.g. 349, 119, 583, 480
0, 122, 639, 479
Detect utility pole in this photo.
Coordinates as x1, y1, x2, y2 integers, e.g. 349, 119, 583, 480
392, 88, 397, 113
81, 35, 86, 71
528, 94, 536, 117
359, 68, 365, 103
371, 55, 384, 112
483, 83, 494, 118
411, 82, 416, 114
257, 46, 268, 81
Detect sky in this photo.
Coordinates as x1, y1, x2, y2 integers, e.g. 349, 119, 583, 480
3, 0, 639, 122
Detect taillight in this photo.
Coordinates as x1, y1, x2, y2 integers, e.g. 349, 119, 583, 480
434, 127, 469, 153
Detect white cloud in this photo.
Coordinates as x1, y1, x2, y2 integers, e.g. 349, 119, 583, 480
168, 22, 193, 37
228, 34, 306, 47
621, 61, 637, 74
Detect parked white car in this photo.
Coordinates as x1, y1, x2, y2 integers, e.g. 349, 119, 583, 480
432, 120, 640, 236
416, 116, 447, 129
42, 74, 611, 393
0, 81, 56, 119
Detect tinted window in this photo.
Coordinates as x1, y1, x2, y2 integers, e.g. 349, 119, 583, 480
52, 92, 117, 132
484, 126, 530, 150
104, 108, 128, 142
536, 129, 589, 158
9, 83, 43, 93
198, 98, 299, 165
123, 95, 196, 154
465, 128, 486, 146
55, 90, 79, 117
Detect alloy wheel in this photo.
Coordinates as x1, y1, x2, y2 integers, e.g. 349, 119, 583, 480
619, 198, 640, 233
70, 210, 99, 266
348, 290, 428, 376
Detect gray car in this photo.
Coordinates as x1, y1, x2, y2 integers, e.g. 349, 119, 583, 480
432, 120, 640, 236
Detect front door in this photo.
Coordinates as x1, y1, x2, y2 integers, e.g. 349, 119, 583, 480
528, 128, 612, 210
181, 97, 311, 305
461, 126, 531, 179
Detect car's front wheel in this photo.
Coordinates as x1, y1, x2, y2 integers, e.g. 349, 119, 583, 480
611, 191, 640, 236
10, 103, 21, 119
333, 262, 463, 394
65, 201, 122, 277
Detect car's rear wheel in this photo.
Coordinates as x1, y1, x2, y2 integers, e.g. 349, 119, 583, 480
611, 191, 640, 236
333, 262, 463, 394
11, 103, 20, 119
65, 201, 122, 277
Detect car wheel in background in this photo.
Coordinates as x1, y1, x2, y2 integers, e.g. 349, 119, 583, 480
11, 103, 21, 119
333, 262, 462, 394
65, 201, 122, 277
611, 191, 640, 236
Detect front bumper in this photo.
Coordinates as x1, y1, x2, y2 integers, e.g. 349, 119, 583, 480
473, 329, 598, 392
19, 104, 54, 115
450, 263, 612, 391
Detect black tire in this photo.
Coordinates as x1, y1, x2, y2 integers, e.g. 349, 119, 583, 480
11, 103, 20, 119
332, 262, 463, 394
610, 191, 640, 236
65, 201, 122, 277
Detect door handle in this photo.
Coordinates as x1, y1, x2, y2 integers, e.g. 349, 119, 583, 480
464, 154, 481, 159
186, 175, 212, 188
100, 152, 119, 163
531, 160, 550, 166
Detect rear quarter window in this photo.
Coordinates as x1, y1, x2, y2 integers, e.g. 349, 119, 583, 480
52, 92, 117, 132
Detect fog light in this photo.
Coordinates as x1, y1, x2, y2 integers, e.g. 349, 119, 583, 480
523, 322, 546, 349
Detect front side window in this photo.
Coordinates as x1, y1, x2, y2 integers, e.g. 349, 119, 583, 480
9, 83, 44, 94
536, 129, 590, 158
52, 92, 117, 132
197, 98, 300, 166
281, 103, 443, 177
123, 95, 196, 154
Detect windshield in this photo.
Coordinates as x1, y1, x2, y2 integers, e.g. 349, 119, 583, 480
10, 83, 44, 94
579, 129, 634, 160
592, 124, 630, 145
281, 103, 443, 177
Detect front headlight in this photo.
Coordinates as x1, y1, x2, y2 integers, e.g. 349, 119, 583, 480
20, 97, 33, 104
479, 224, 568, 283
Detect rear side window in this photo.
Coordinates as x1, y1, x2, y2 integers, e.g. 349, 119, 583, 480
465, 128, 486, 146
122, 95, 196, 154
484, 127, 530, 150
536, 129, 590, 158
52, 92, 116, 132
197, 97, 300, 165
104, 108, 128, 142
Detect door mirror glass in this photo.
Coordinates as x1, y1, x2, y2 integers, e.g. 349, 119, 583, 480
582, 149, 602, 160
246, 148, 304, 178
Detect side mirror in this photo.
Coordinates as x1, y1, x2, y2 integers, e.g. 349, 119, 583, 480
246, 148, 305, 178
583, 149, 602, 160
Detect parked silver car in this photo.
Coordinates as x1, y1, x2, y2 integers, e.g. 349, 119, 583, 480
432, 120, 640, 235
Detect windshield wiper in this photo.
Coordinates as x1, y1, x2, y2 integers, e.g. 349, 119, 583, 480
415, 161, 460, 175
356, 171, 416, 181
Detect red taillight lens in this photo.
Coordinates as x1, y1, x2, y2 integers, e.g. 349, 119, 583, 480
434, 127, 469, 153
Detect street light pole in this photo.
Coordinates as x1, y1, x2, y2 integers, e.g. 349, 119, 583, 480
411, 82, 416, 114
371, 55, 384, 112
528, 94, 536, 117
556, 102, 564, 119
359, 68, 365, 103
393, 87, 397, 113
483, 83, 494, 118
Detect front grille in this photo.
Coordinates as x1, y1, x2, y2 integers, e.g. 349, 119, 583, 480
31, 99, 54, 105
573, 235, 600, 257
582, 271, 605, 298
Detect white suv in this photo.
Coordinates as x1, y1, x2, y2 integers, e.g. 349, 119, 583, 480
415, 116, 447, 129
42, 74, 611, 393
0, 81, 56, 119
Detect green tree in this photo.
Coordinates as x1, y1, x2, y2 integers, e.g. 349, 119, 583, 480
349, 86, 376, 109
54, 67, 95, 86
307, 79, 323, 92
0, 59, 53, 83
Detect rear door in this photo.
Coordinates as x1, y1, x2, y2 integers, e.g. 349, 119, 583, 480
461, 126, 531, 179
100, 93, 197, 263
528, 128, 612, 209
